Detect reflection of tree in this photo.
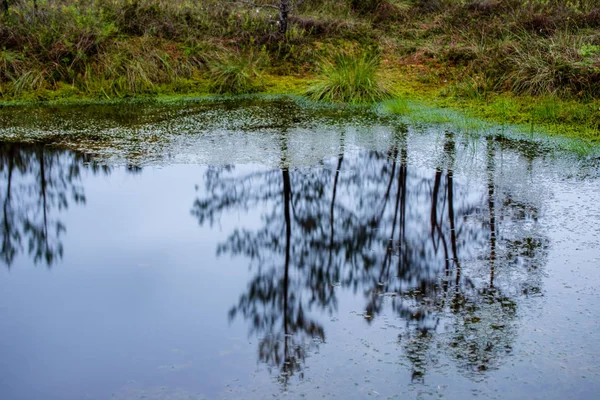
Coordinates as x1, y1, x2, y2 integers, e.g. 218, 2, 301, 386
398, 133, 548, 381
0, 143, 109, 268
191, 128, 549, 386
193, 132, 332, 386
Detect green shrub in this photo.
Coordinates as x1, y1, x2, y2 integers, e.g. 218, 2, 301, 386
305, 50, 393, 104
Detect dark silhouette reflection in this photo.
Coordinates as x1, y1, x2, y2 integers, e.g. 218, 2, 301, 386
0, 143, 110, 268
191, 130, 548, 386
193, 132, 330, 385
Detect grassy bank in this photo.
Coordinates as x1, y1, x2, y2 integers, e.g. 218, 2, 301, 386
0, 0, 599, 140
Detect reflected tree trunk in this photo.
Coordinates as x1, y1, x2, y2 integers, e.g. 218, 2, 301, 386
380, 135, 408, 282
328, 134, 344, 268
281, 125, 293, 379
282, 167, 292, 379
38, 147, 49, 254
444, 132, 461, 286
431, 168, 450, 292
487, 137, 497, 288
1, 144, 103, 268
397, 145, 408, 276
448, 168, 461, 286
2, 146, 15, 264
374, 144, 399, 223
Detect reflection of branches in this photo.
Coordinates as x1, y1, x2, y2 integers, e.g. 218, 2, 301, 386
191, 129, 549, 385
396, 133, 548, 381
0, 143, 110, 267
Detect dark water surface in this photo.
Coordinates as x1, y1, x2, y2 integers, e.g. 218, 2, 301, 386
0, 100, 599, 400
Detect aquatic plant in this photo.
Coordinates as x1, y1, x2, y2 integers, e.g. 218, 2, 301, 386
305, 50, 393, 104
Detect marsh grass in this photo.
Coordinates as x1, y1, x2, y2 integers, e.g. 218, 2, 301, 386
0, 0, 599, 141
306, 51, 393, 104
1, 0, 599, 102
207, 50, 267, 95
506, 31, 600, 97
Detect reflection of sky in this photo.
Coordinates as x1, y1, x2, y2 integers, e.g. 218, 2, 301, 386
0, 166, 263, 400
0, 152, 598, 400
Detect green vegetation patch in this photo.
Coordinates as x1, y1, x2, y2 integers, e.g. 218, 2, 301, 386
0, 0, 599, 141
305, 50, 393, 104
207, 50, 268, 95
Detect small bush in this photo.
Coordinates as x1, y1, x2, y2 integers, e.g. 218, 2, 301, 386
305, 50, 393, 104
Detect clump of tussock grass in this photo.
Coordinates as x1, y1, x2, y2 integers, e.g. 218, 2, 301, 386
305, 50, 393, 104
0, 49, 24, 81
207, 50, 268, 95
86, 37, 196, 96
6, 69, 49, 96
505, 31, 600, 97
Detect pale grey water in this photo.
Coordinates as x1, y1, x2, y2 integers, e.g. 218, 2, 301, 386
0, 99, 599, 400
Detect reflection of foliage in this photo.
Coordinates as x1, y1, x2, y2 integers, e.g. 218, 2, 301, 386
191, 130, 549, 386
194, 164, 330, 385
0, 143, 109, 267
395, 134, 548, 381
446, 291, 517, 374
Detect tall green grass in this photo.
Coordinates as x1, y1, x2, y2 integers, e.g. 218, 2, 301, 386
305, 51, 393, 104
506, 31, 600, 97
0, 0, 599, 133
207, 50, 267, 95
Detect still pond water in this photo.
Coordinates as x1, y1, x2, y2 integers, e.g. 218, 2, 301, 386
0, 99, 599, 400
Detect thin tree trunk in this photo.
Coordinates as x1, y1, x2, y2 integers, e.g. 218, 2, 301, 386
279, 0, 290, 35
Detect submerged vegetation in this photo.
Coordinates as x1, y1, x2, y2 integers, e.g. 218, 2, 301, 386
0, 0, 599, 139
